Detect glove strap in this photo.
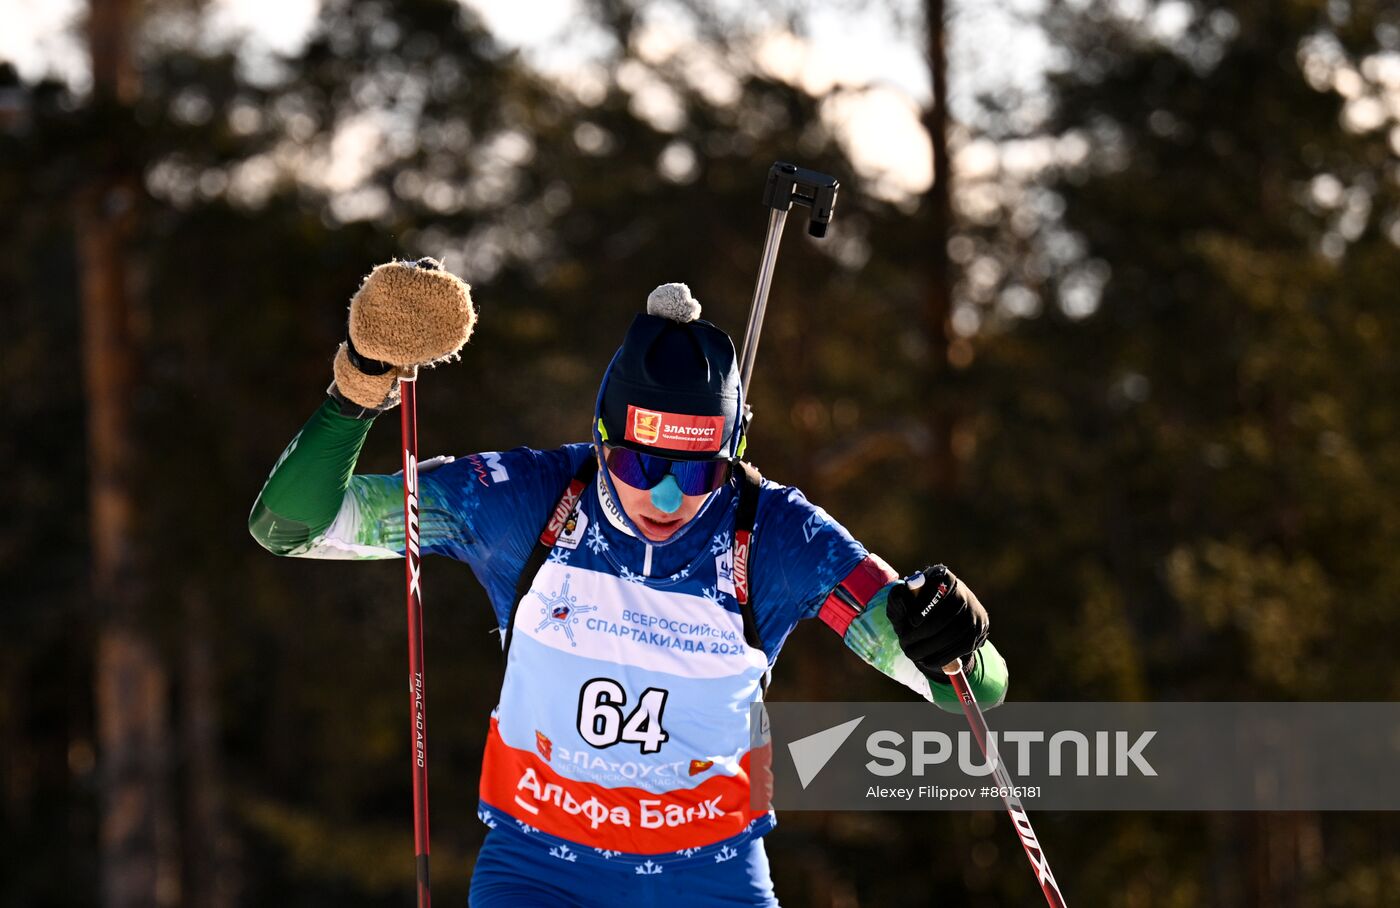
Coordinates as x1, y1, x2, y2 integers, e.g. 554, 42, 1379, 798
345, 336, 393, 376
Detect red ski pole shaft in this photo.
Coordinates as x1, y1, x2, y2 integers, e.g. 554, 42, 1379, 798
399, 375, 431, 908
942, 660, 1067, 908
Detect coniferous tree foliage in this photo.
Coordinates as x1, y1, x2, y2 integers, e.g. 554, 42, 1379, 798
2, 0, 1398, 904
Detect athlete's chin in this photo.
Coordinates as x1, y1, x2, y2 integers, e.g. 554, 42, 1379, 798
635, 514, 684, 540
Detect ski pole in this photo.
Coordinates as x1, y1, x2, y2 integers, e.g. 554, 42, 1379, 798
398, 374, 432, 908
943, 664, 1067, 906
904, 574, 1068, 907
738, 162, 840, 395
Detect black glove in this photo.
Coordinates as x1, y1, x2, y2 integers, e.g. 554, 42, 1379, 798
886, 565, 990, 679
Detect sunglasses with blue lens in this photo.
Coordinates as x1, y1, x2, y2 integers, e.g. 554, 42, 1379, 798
604, 446, 732, 496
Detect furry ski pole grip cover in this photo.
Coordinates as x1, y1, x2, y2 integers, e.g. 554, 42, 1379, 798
333, 258, 477, 410
332, 343, 415, 410
350, 259, 476, 366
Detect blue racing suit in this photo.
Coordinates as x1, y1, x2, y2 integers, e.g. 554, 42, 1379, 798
249, 402, 1009, 906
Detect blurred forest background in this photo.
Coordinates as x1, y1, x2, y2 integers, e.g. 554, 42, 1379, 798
3, 0, 1399, 905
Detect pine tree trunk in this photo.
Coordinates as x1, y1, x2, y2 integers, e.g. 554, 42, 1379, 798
80, 2, 177, 905
182, 586, 239, 908
922, 0, 958, 497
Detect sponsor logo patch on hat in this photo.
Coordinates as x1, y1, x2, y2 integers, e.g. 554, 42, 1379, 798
631, 407, 662, 445
625, 405, 725, 453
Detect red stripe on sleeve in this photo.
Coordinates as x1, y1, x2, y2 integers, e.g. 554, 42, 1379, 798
818, 554, 899, 635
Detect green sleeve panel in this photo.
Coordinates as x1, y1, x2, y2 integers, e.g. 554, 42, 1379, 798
841, 583, 1008, 712
248, 399, 380, 556
250, 399, 474, 560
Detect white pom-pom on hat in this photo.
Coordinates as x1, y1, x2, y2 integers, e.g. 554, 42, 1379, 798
646, 282, 702, 323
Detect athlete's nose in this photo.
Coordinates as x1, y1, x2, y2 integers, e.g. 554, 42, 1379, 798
650, 474, 683, 514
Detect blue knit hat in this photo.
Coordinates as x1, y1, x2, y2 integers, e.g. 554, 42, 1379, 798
594, 283, 742, 461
